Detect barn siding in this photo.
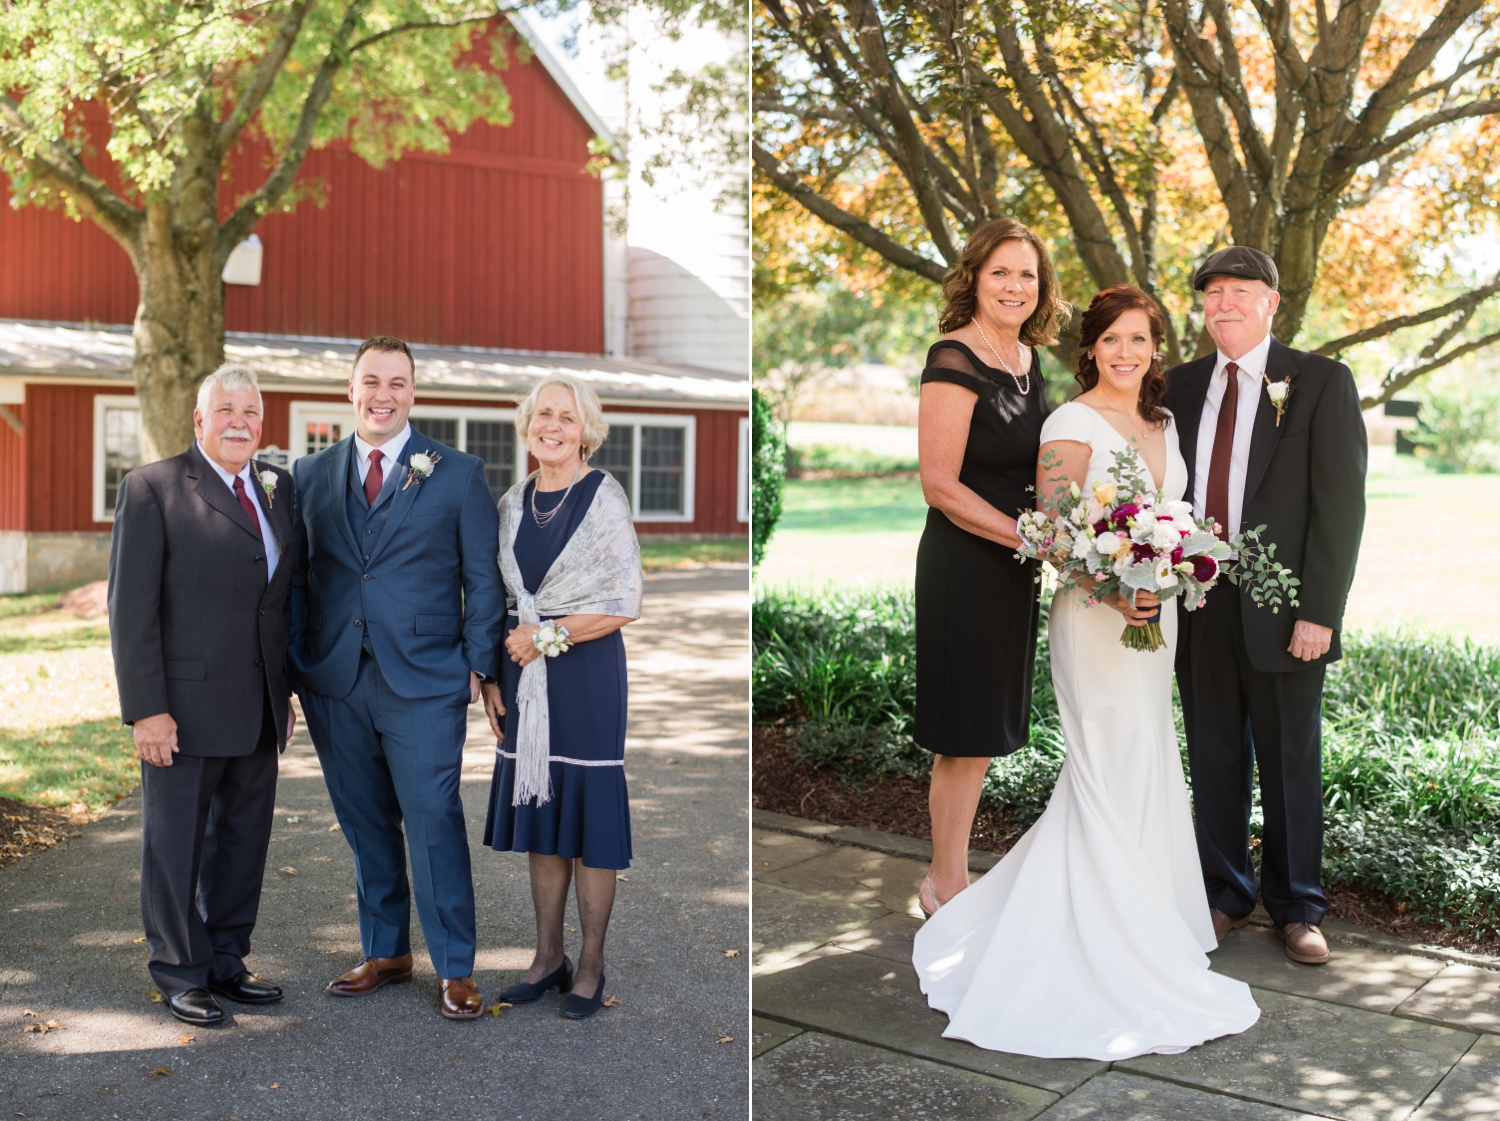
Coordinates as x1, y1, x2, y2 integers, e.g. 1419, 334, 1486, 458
25, 385, 135, 533
0, 29, 603, 354
0, 404, 24, 531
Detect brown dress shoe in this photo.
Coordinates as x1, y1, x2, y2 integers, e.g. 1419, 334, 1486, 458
1211, 908, 1250, 942
1276, 922, 1330, 964
325, 954, 414, 997
440, 976, 484, 1020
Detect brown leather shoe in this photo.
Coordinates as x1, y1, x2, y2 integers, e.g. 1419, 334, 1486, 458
325, 954, 414, 997
1211, 908, 1251, 942
440, 976, 484, 1020
1276, 922, 1330, 964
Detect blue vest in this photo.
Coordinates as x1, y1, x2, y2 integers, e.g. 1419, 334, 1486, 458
345, 451, 402, 656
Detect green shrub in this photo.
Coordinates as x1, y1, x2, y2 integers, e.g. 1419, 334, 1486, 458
753, 585, 1500, 934
785, 443, 919, 476
751, 388, 786, 567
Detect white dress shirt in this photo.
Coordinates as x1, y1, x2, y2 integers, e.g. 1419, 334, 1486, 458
354, 423, 412, 487
198, 443, 280, 580
1192, 332, 1271, 538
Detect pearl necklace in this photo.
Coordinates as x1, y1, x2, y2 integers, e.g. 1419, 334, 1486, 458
531, 462, 585, 528
972, 317, 1031, 395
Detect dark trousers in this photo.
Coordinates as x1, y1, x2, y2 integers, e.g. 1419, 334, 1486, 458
139, 695, 279, 997
299, 653, 475, 979
1178, 583, 1329, 927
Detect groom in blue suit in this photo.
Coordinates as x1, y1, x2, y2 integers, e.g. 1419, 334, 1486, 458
290, 335, 505, 1018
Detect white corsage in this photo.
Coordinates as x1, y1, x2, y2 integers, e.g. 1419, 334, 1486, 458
1264, 375, 1292, 426
403, 450, 441, 490
532, 621, 572, 658
258, 468, 278, 508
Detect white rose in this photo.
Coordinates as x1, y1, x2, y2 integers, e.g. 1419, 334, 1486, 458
1092, 530, 1122, 557
1266, 379, 1290, 404
1150, 521, 1180, 551
410, 452, 435, 475
257, 469, 277, 489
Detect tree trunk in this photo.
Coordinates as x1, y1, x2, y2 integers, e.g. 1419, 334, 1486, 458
131, 145, 228, 464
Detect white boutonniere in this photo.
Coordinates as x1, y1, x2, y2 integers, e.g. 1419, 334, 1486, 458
1264, 375, 1292, 427
532, 621, 572, 657
402, 450, 441, 490
258, 468, 279, 508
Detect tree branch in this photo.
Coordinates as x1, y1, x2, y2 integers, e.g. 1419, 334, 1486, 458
1354, 98, 1500, 165
0, 96, 142, 249
217, 0, 312, 154
1314, 275, 1500, 356
349, 10, 507, 54
753, 143, 946, 282
1360, 328, 1500, 409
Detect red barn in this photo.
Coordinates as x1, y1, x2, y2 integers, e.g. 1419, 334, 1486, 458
0, 22, 748, 592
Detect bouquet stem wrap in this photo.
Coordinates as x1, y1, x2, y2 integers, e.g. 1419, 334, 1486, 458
497, 471, 643, 807
1121, 599, 1164, 652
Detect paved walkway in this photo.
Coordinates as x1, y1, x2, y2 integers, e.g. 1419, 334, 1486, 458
753, 809, 1500, 1121
0, 568, 749, 1121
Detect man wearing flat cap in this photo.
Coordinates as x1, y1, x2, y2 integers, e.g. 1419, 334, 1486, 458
1163, 245, 1366, 967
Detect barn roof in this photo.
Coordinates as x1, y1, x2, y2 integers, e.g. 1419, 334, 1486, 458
0, 320, 747, 409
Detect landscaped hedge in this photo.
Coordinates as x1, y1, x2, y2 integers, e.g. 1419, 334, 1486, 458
754, 585, 1500, 937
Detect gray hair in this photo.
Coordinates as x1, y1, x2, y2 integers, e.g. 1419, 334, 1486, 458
196, 363, 262, 415
515, 374, 609, 459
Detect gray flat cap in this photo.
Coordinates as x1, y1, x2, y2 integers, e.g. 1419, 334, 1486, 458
1193, 246, 1278, 291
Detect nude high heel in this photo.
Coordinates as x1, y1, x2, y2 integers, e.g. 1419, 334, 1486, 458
919, 873, 943, 917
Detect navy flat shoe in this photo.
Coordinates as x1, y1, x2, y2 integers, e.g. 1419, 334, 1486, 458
560, 973, 606, 1019
497, 956, 573, 1004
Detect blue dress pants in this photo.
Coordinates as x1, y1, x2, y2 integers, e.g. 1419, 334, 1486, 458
301, 653, 476, 979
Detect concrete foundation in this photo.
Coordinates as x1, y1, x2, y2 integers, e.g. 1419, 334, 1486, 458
0, 531, 112, 594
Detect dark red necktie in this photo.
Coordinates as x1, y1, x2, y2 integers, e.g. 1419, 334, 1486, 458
233, 475, 263, 540
364, 449, 385, 507
1205, 362, 1239, 540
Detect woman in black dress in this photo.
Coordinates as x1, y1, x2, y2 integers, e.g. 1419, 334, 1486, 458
916, 218, 1068, 915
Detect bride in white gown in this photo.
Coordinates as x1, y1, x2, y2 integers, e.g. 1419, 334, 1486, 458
912, 288, 1260, 1061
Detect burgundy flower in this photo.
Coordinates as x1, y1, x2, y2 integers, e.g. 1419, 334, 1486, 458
1111, 503, 1140, 527
1171, 547, 1184, 564
1093, 519, 1110, 535
1192, 555, 1218, 582
1131, 542, 1155, 562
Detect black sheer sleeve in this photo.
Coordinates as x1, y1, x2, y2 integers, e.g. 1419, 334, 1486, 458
921, 341, 992, 393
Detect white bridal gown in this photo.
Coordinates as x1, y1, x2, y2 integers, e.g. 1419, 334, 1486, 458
912, 401, 1260, 1061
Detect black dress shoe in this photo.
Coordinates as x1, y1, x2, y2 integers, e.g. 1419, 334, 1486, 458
560, 973, 606, 1020
209, 971, 284, 1005
167, 989, 225, 1027
497, 956, 573, 1004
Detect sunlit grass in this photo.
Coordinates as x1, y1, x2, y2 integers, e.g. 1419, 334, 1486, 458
640, 537, 748, 571
0, 719, 138, 813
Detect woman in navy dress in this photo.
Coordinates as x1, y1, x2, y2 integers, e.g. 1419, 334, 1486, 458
482, 374, 641, 1019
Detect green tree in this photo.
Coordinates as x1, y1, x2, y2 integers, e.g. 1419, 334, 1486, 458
0, 1, 540, 461
751, 387, 785, 567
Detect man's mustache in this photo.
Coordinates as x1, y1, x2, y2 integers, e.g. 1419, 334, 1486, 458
221, 426, 254, 441
1211, 312, 1246, 323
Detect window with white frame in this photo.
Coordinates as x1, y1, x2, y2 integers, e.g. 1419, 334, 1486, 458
93, 395, 142, 522
594, 414, 695, 523
288, 402, 524, 503
737, 416, 750, 524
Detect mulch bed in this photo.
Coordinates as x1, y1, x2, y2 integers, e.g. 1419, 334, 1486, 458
754, 724, 1500, 957
0, 796, 80, 870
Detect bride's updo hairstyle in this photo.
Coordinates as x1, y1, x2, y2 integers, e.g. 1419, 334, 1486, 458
937, 218, 1070, 344
1075, 285, 1170, 426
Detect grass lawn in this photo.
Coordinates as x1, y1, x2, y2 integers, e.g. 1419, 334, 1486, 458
0, 588, 138, 813
639, 537, 749, 571
756, 448, 1500, 639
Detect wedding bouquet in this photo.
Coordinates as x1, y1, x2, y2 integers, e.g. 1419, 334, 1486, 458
1015, 446, 1299, 652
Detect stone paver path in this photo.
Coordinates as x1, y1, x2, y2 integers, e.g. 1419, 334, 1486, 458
0, 568, 749, 1121
752, 810, 1500, 1121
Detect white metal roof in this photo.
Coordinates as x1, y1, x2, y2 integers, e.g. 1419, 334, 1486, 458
507, 12, 617, 148
0, 320, 747, 408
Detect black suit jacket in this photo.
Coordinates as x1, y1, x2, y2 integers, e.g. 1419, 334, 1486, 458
1164, 337, 1367, 673
107, 442, 295, 755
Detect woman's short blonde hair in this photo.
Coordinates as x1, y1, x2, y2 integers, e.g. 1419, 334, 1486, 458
515, 374, 610, 460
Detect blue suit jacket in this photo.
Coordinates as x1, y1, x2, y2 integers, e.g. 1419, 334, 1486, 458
289, 433, 504, 700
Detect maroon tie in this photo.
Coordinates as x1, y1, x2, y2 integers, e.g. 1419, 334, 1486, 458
364, 449, 385, 507
1205, 362, 1239, 540
233, 475, 263, 540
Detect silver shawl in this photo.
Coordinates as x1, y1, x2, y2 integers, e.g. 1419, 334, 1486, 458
497, 470, 643, 806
